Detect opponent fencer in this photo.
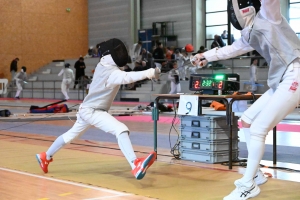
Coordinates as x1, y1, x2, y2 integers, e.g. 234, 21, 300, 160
168, 61, 181, 94
192, 0, 300, 199
58, 63, 75, 100
14, 66, 27, 99
36, 38, 160, 180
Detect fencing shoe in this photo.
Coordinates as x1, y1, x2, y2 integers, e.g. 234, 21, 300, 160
254, 169, 268, 185
36, 152, 53, 173
132, 151, 156, 180
223, 179, 260, 200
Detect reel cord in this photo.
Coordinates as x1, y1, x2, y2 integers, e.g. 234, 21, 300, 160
168, 99, 181, 159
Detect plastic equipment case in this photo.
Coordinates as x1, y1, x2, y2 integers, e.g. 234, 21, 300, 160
180, 149, 239, 163
180, 126, 239, 140
180, 115, 239, 129
179, 115, 240, 163
180, 139, 239, 151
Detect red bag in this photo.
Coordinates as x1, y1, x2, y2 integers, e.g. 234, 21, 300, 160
29, 100, 69, 113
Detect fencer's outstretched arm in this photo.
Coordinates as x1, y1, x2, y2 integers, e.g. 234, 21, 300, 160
106, 68, 159, 87
201, 38, 254, 63
58, 69, 64, 76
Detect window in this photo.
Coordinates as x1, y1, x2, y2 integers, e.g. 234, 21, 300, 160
289, 0, 300, 34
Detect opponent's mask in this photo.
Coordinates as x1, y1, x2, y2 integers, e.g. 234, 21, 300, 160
228, 0, 261, 30
21, 66, 27, 72
97, 38, 129, 67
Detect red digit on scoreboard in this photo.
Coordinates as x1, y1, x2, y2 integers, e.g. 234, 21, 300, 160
195, 80, 200, 88
218, 81, 223, 89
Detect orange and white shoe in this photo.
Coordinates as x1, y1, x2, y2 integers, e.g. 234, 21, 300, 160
131, 151, 156, 180
36, 152, 53, 173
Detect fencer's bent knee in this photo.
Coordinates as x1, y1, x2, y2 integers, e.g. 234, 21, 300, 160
116, 131, 130, 139
241, 119, 251, 128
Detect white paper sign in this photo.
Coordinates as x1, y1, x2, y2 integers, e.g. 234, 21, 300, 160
178, 95, 199, 116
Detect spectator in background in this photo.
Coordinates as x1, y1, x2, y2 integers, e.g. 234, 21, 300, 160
211, 41, 220, 49
152, 42, 165, 70
221, 30, 235, 45
168, 61, 181, 94
197, 46, 208, 53
135, 48, 155, 69
165, 46, 174, 60
10, 58, 19, 87
14, 66, 27, 99
250, 58, 259, 84
73, 57, 86, 89
174, 49, 186, 81
214, 34, 226, 47
58, 63, 74, 100
131, 41, 142, 63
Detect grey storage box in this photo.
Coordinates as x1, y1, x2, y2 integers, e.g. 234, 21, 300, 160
180, 149, 239, 163
180, 139, 239, 151
180, 115, 239, 129
180, 126, 238, 140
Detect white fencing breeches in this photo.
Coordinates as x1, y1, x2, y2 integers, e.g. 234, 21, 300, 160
169, 82, 181, 94
62, 107, 129, 144
240, 59, 300, 184
15, 79, 22, 97
61, 79, 72, 100
241, 59, 300, 137
178, 66, 186, 80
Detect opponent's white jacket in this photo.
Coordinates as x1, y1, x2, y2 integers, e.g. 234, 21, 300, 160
80, 55, 156, 111
203, 0, 300, 89
58, 68, 75, 80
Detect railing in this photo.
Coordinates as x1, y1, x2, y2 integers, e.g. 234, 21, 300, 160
8, 80, 87, 100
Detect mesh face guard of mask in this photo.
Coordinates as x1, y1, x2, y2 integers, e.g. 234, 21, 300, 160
228, 0, 261, 30
97, 38, 129, 67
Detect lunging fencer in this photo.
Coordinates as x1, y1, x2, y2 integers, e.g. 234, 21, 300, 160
14, 66, 27, 99
192, 0, 300, 199
58, 63, 75, 100
36, 38, 160, 180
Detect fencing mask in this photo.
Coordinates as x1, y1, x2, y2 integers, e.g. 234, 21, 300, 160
228, 0, 261, 30
21, 66, 27, 72
97, 38, 129, 67
65, 63, 70, 68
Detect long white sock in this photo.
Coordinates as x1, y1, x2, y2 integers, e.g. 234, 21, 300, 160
117, 131, 137, 169
15, 90, 21, 97
46, 135, 66, 160
244, 128, 261, 175
241, 135, 265, 186
243, 128, 251, 153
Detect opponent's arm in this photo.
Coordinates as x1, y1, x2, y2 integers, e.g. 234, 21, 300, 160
192, 37, 254, 67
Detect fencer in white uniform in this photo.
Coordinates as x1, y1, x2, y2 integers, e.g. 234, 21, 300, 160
193, 0, 300, 199
174, 50, 185, 80
168, 62, 181, 94
58, 63, 74, 100
36, 38, 160, 180
14, 66, 27, 99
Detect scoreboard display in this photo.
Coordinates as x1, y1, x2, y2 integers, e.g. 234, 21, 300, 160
189, 74, 240, 94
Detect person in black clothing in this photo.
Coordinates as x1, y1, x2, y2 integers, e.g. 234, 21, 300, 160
214, 34, 226, 47
73, 57, 86, 89
152, 42, 165, 69
10, 58, 19, 86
